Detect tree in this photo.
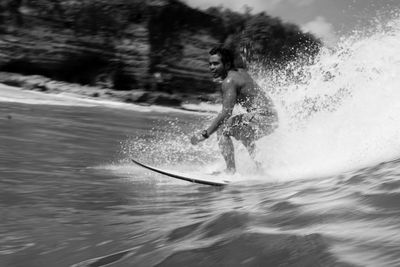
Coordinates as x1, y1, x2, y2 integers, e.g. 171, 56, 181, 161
240, 13, 321, 68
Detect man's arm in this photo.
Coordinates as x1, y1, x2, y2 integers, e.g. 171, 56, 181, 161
205, 78, 237, 136
190, 77, 238, 145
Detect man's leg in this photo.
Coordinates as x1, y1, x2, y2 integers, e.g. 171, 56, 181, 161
217, 130, 236, 173
239, 113, 278, 172
217, 113, 276, 174
218, 114, 257, 173
233, 113, 268, 172
228, 114, 257, 160
241, 137, 256, 158
241, 137, 263, 172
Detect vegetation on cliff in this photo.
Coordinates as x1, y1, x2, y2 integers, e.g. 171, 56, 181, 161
0, 0, 321, 102
205, 7, 321, 68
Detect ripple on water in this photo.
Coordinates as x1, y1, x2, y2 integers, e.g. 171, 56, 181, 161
0, 235, 35, 255
156, 232, 353, 267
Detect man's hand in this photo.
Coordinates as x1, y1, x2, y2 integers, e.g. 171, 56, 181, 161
190, 132, 205, 145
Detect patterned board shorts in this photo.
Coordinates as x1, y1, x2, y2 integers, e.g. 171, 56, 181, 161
222, 112, 278, 141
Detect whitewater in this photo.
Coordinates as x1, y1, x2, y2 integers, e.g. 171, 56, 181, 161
249, 14, 400, 181
120, 14, 400, 183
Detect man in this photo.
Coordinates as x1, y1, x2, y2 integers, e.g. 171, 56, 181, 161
191, 47, 278, 174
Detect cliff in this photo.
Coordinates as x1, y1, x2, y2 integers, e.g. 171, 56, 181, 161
0, 0, 321, 106
0, 0, 223, 104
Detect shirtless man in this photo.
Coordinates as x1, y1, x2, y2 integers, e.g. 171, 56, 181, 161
191, 47, 278, 174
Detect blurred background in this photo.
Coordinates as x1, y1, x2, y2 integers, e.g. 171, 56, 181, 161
0, 0, 322, 106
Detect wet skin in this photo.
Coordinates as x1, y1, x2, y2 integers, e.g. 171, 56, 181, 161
191, 54, 277, 173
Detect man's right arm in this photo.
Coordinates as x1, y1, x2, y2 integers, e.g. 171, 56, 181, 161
205, 78, 237, 136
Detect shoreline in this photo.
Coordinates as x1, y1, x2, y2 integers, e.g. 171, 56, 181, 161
0, 72, 220, 114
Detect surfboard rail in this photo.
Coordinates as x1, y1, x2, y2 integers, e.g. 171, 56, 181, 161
131, 158, 229, 186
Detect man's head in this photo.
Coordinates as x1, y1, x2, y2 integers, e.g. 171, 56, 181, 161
209, 47, 235, 79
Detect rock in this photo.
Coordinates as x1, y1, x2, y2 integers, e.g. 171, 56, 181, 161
152, 93, 182, 106
135, 91, 182, 106
123, 91, 147, 103
0, 0, 221, 96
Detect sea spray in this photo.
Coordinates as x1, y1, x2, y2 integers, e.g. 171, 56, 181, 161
123, 15, 400, 182
121, 116, 224, 172
250, 15, 400, 181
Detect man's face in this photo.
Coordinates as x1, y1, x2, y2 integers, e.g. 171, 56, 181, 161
209, 54, 226, 79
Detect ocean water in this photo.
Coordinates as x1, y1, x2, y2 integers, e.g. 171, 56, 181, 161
2, 98, 400, 267
2, 15, 400, 267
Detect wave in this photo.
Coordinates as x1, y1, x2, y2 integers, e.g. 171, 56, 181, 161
250, 14, 400, 181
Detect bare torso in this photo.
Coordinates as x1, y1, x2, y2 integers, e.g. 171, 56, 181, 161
191, 51, 278, 173
226, 69, 276, 116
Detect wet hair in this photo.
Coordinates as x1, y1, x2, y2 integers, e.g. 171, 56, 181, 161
209, 46, 235, 69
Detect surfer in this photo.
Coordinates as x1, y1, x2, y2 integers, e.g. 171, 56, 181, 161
190, 46, 278, 174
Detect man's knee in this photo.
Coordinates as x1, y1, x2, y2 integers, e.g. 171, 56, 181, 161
217, 121, 233, 138
218, 131, 230, 145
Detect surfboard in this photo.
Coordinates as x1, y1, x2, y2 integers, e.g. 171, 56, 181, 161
131, 158, 230, 186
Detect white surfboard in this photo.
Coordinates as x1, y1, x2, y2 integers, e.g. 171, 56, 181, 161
131, 158, 230, 186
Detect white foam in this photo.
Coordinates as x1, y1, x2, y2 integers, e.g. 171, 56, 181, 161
248, 14, 400, 181
0, 84, 97, 107
0, 83, 205, 114
181, 102, 220, 113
